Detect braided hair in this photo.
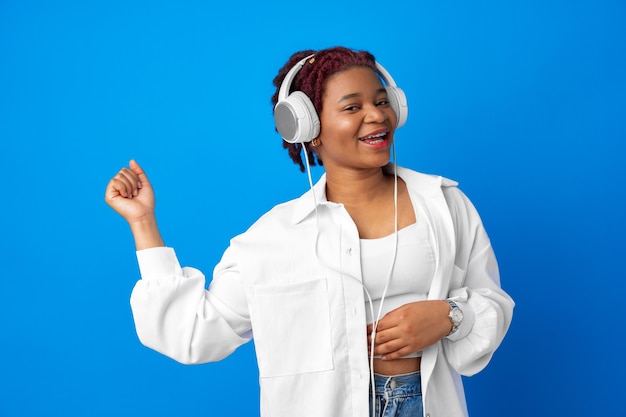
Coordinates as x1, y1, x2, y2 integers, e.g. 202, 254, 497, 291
271, 47, 378, 172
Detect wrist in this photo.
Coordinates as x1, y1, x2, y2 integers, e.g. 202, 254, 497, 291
445, 299, 464, 337
128, 215, 165, 250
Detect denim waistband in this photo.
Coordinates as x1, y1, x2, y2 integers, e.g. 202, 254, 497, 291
372, 371, 422, 397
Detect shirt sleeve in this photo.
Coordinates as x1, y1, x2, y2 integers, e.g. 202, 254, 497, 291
130, 246, 251, 365
440, 187, 515, 376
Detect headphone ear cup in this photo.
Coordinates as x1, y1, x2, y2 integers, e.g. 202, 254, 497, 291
385, 86, 408, 128
274, 91, 321, 144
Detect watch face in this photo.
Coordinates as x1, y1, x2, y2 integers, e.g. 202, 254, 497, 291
451, 309, 464, 323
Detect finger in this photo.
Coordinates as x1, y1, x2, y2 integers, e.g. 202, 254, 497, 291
373, 314, 400, 332
129, 159, 143, 175
371, 325, 400, 345
124, 168, 142, 196
111, 164, 144, 197
381, 345, 415, 361
114, 169, 140, 198
367, 324, 380, 347
373, 338, 408, 358
107, 177, 134, 199
129, 159, 151, 190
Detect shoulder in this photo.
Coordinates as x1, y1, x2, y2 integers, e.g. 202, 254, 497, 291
393, 165, 458, 190
394, 165, 480, 221
230, 193, 308, 247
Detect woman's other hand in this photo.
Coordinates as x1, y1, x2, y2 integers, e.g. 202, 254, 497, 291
367, 300, 452, 360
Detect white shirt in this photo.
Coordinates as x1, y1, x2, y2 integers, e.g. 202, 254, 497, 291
130, 165, 514, 417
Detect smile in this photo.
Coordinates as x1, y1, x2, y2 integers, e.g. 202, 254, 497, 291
359, 130, 389, 145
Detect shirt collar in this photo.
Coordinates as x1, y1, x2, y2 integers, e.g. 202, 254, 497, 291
291, 172, 331, 225
289, 164, 458, 225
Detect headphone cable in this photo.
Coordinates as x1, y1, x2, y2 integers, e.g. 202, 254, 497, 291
302, 142, 399, 417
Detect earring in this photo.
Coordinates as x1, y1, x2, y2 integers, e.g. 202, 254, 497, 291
311, 138, 321, 147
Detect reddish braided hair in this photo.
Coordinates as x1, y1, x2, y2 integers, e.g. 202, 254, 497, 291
271, 47, 378, 172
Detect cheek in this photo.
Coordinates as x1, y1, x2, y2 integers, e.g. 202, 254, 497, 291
386, 109, 398, 126
319, 117, 356, 141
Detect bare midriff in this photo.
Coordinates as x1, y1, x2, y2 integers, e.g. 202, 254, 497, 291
373, 357, 421, 376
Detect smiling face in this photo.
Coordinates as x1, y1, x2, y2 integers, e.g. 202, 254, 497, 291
314, 66, 397, 173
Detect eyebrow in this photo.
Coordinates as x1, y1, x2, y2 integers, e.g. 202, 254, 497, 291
338, 88, 387, 103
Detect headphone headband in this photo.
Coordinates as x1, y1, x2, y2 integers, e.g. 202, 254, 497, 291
274, 53, 408, 144
278, 55, 315, 102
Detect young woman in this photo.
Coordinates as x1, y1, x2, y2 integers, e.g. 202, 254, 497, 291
105, 46, 514, 417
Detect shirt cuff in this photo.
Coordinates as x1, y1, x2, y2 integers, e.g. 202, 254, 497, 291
136, 246, 183, 281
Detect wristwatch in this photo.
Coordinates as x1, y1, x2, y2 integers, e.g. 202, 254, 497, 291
446, 299, 464, 336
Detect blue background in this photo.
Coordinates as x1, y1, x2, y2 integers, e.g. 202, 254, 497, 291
1, 0, 625, 416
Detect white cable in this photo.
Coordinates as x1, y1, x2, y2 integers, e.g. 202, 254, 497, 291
302, 144, 320, 225
301, 142, 399, 417
367, 143, 399, 416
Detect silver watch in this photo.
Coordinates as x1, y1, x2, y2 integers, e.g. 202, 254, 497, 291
446, 299, 464, 336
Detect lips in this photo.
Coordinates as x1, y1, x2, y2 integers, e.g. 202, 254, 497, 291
359, 129, 390, 145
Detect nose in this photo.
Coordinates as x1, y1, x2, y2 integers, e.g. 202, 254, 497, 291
364, 104, 389, 124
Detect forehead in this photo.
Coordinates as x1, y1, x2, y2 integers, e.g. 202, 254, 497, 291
322, 66, 384, 99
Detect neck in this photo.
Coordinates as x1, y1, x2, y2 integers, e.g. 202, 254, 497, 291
325, 165, 394, 207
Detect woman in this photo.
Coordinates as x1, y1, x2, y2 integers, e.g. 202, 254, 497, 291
105, 46, 514, 417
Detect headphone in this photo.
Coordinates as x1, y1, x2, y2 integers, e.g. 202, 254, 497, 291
274, 54, 408, 144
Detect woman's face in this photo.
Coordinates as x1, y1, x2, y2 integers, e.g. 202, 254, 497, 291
315, 66, 397, 173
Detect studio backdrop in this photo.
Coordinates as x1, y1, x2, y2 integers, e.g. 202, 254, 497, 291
0, 1, 624, 416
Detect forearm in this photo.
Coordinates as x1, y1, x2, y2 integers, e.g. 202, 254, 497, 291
129, 215, 165, 250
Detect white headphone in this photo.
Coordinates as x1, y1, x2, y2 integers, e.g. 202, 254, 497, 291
274, 54, 408, 144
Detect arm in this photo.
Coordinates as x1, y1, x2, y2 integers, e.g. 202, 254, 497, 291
105, 160, 250, 363
440, 187, 514, 375
368, 187, 514, 373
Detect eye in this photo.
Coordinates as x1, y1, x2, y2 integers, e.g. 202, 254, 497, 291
342, 104, 361, 112
376, 98, 390, 107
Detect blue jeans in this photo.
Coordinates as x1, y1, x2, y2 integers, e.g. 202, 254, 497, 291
370, 371, 423, 417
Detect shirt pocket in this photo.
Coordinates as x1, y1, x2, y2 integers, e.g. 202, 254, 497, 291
250, 278, 334, 378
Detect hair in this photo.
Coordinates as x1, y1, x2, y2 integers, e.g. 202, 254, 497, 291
271, 46, 378, 172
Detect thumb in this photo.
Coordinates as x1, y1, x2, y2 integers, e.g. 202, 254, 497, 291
129, 159, 144, 175
129, 159, 151, 187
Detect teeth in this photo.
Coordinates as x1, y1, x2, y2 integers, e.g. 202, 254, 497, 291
362, 132, 387, 140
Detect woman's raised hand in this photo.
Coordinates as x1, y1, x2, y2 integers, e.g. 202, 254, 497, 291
105, 160, 154, 221
105, 160, 164, 249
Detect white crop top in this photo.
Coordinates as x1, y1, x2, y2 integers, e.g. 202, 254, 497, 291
360, 220, 435, 327
360, 220, 435, 358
